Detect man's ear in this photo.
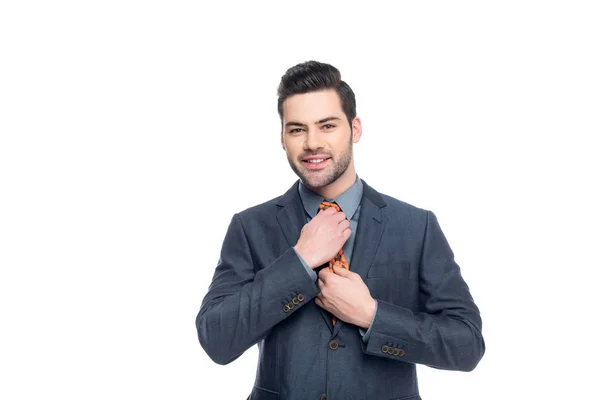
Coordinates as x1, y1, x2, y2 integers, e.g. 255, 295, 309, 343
351, 117, 363, 143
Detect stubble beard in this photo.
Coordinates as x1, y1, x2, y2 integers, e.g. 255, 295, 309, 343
286, 134, 353, 191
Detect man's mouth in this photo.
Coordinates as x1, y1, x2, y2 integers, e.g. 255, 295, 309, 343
305, 158, 327, 164
302, 157, 331, 169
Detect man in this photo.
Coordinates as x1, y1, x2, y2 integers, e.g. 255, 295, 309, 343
196, 61, 484, 400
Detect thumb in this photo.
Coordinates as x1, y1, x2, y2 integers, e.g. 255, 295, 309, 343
333, 264, 352, 277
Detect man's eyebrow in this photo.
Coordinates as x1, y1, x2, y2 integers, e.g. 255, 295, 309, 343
284, 116, 342, 128
316, 116, 342, 124
284, 121, 306, 128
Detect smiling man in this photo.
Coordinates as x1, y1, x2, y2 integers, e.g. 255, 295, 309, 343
196, 61, 485, 400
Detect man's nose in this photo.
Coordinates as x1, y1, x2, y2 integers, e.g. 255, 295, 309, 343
304, 129, 324, 150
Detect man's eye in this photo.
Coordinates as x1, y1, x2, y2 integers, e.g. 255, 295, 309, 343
289, 128, 303, 133
322, 124, 335, 129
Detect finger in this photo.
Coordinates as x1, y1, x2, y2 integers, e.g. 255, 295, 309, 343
332, 265, 352, 278
317, 278, 324, 289
339, 219, 350, 229
314, 296, 321, 306
332, 211, 347, 223
319, 207, 336, 215
318, 267, 332, 281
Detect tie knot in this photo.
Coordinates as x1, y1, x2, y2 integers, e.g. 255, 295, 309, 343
319, 201, 341, 213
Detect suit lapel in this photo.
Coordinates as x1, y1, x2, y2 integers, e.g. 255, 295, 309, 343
347, 180, 387, 281
276, 179, 388, 337
332, 179, 388, 337
276, 180, 335, 333
275, 180, 305, 249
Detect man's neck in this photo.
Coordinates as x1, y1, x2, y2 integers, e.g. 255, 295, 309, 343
310, 166, 357, 200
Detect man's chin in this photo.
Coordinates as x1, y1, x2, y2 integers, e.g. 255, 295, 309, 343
290, 162, 336, 189
300, 175, 332, 190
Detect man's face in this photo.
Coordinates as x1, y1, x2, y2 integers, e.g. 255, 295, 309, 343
281, 89, 361, 190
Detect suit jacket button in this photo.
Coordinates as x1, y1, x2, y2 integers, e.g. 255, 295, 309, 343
283, 304, 291, 312
292, 297, 299, 305
392, 348, 400, 356
398, 349, 405, 357
328, 339, 339, 350
320, 394, 327, 400
288, 302, 295, 309
382, 345, 390, 353
298, 294, 305, 301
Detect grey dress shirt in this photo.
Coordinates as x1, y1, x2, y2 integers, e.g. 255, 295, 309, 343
292, 174, 378, 342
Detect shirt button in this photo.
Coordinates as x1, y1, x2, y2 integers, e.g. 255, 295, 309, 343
328, 339, 339, 350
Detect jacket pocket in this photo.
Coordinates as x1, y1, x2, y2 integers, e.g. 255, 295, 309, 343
250, 385, 280, 400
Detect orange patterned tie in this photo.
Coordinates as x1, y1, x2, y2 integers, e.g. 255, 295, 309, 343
318, 201, 349, 326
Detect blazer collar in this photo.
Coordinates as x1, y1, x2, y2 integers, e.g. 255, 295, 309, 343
298, 174, 363, 220
276, 177, 386, 209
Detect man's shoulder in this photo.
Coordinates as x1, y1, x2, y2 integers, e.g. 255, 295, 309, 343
365, 181, 428, 213
380, 192, 427, 213
371, 187, 430, 225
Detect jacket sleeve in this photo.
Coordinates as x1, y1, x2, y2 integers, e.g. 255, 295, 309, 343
196, 213, 320, 365
360, 210, 485, 371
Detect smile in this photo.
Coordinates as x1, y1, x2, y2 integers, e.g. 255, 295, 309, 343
302, 158, 330, 169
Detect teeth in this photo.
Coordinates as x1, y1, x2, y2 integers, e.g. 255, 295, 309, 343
307, 159, 325, 163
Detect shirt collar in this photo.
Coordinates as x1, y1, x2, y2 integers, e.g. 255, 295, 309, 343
298, 174, 363, 220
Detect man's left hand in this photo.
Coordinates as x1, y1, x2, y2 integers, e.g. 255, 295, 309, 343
315, 265, 377, 329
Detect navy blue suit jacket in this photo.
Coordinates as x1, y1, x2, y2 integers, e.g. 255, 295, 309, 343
196, 178, 484, 400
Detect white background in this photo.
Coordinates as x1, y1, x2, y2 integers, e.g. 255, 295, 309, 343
1, 1, 599, 399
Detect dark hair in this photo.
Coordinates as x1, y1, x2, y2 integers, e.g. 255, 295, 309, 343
277, 61, 356, 126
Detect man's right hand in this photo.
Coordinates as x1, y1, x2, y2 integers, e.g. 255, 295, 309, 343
294, 207, 351, 269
